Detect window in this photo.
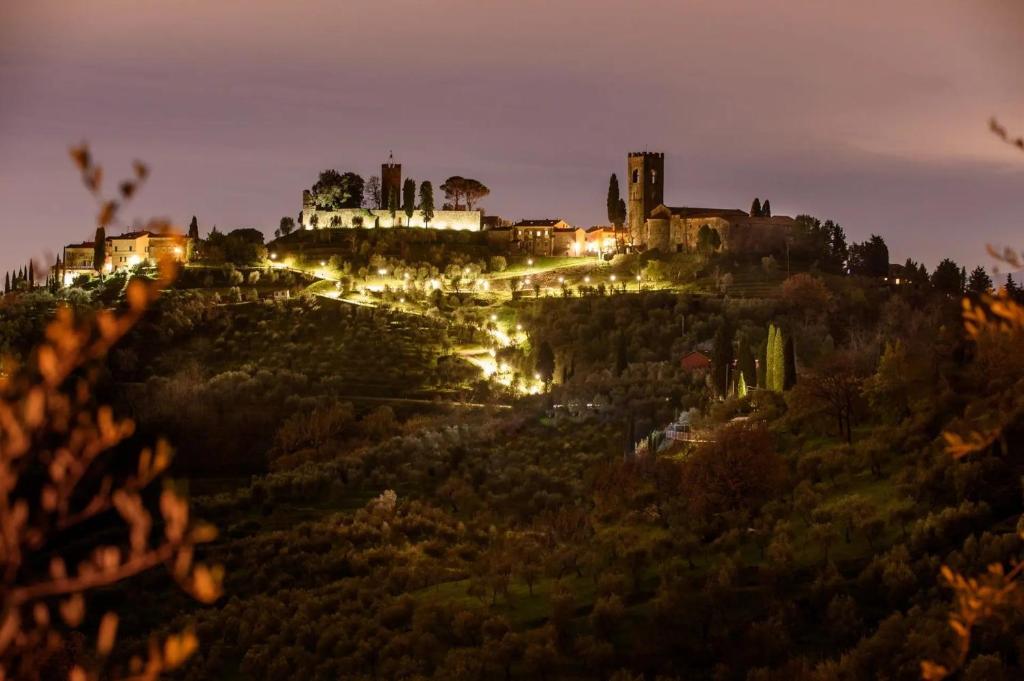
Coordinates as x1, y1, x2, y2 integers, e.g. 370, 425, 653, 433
632, 169, 639, 183
650, 169, 658, 184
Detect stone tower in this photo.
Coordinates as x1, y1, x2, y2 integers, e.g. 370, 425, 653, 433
626, 152, 665, 247
381, 152, 402, 210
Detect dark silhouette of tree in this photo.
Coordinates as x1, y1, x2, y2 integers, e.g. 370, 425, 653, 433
463, 179, 490, 211
93, 226, 106, 272
1005, 274, 1022, 301
28, 261, 34, 289
751, 197, 762, 217
188, 215, 200, 241
712, 317, 734, 396
441, 177, 489, 210
966, 266, 993, 295
762, 199, 772, 217
279, 216, 295, 236
931, 258, 962, 296
848, 235, 889, 277
387, 186, 398, 219
440, 176, 465, 209
784, 335, 797, 389
607, 175, 625, 228
4, 272, 9, 294
402, 178, 416, 226
420, 181, 435, 227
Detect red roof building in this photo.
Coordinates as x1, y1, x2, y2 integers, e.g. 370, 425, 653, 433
680, 351, 712, 372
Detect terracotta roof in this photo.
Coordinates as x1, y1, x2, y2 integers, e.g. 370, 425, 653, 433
680, 351, 712, 371
665, 207, 749, 219
65, 242, 95, 249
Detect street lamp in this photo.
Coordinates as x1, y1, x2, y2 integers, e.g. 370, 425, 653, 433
527, 258, 534, 267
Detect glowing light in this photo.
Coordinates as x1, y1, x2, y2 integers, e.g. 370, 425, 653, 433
584, 276, 591, 284
270, 252, 277, 260
534, 373, 541, 381
127, 254, 141, 266
516, 323, 522, 332
403, 272, 410, 280
320, 260, 326, 267
610, 274, 617, 282
527, 259, 533, 266
490, 314, 498, 322
636, 275, 641, 281
399, 297, 406, 303
572, 242, 581, 256
173, 246, 183, 256
378, 268, 387, 276
482, 280, 490, 291
558, 276, 564, 284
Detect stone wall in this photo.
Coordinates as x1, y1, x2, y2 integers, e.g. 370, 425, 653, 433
302, 208, 481, 231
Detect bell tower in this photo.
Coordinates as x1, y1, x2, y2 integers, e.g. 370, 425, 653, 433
627, 151, 665, 247
381, 152, 402, 210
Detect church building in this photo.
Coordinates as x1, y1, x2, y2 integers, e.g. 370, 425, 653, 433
627, 151, 796, 254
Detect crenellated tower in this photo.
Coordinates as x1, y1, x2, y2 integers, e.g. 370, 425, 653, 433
627, 151, 664, 247
381, 152, 402, 210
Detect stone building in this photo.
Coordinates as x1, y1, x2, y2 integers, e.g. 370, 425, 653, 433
61, 230, 192, 284
627, 151, 795, 253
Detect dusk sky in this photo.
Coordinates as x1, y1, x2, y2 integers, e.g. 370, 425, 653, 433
2, 0, 1022, 276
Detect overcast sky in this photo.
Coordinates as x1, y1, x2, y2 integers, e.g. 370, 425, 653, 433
1, 0, 1022, 276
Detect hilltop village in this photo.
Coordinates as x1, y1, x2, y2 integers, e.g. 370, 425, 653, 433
44, 151, 801, 285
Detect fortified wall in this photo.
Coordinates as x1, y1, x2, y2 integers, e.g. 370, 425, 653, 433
301, 207, 482, 231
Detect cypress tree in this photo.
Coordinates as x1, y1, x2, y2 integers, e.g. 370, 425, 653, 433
607, 175, 622, 228
750, 197, 762, 218
188, 216, 200, 241
387, 187, 398, 219
419, 181, 435, 228
4, 272, 9, 294
737, 371, 747, 398
762, 199, 771, 217
712, 317, 735, 397
28, 261, 35, 288
94, 226, 106, 272
772, 327, 786, 392
783, 335, 797, 389
402, 178, 416, 226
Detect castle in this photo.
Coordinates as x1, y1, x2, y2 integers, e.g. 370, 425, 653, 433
300, 156, 482, 232
627, 151, 796, 253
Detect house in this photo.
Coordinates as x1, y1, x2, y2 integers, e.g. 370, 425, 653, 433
680, 351, 712, 372
508, 219, 574, 256
60, 230, 192, 285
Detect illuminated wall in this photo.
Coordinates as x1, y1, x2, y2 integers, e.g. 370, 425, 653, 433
301, 208, 481, 231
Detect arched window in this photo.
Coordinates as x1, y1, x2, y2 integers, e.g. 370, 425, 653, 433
632, 169, 639, 183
